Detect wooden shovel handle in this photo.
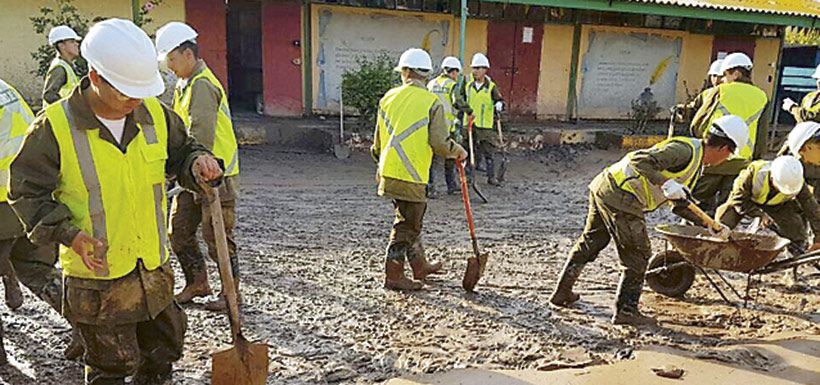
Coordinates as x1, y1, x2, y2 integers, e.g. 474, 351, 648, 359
204, 185, 243, 340
686, 201, 721, 232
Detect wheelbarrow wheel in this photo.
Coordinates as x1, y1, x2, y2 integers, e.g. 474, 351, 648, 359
646, 250, 696, 298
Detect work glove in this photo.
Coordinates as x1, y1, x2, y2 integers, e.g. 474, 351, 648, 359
709, 222, 732, 241
494, 101, 503, 112
661, 179, 688, 201
782, 98, 797, 112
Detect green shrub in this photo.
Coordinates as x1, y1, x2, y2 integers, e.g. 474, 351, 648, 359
341, 53, 400, 131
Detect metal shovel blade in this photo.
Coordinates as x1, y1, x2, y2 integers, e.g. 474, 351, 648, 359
211, 335, 269, 385
462, 252, 489, 292
333, 143, 350, 159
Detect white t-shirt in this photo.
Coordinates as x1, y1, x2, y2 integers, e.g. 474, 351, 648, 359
96, 115, 126, 144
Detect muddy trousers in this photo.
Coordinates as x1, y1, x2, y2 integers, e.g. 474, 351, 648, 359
78, 302, 186, 385
0, 236, 62, 310
386, 200, 427, 262
428, 156, 457, 193
565, 192, 652, 314
169, 191, 239, 286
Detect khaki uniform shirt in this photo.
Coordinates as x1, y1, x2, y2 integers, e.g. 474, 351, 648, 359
42, 64, 71, 106
9, 77, 210, 324
0, 203, 24, 241
789, 91, 820, 123
371, 79, 464, 202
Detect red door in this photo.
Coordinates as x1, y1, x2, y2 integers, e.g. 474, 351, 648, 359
488, 21, 543, 118
261, 0, 303, 116
712, 36, 756, 61
185, 0, 228, 88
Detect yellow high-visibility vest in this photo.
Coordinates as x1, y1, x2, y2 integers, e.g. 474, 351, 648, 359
46, 97, 170, 280
465, 74, 496, 129
704, 82, 768, 159
427, 74, 457, 133
0, 80, 35, 203
608, 137, 704, 212
43, 57, 79, 108
748, 160, 797, 206
376, 83, 436, 184
173, 65, 239, 177
800, 90, 820, 119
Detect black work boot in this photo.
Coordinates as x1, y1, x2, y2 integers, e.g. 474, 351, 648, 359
486, 158, 501, 186
444, 160, 458, 194
612, 272, 656, 326
549, 260, 585, 307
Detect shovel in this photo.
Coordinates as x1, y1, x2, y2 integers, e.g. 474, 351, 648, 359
205, 184, 269, 385
334, 88, 350, 159
466, 117, 488, 204
681, 198, 729, 241
667, 106, 677, 139
456, 159, 489, 292
495, 115, 508, 183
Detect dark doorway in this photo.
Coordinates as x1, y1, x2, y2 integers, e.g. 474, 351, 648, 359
227, 0, 263, 112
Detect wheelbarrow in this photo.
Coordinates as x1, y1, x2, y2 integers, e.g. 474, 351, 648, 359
646, 223, 820, 307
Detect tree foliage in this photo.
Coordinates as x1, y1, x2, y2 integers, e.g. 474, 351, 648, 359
785, 27, 820, 46
341, 53, 400, 131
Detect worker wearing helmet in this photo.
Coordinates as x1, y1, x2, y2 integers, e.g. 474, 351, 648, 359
550, 115, 749, 326
42, 25, 82, 108
778, 122, 820, 200
782, 64, 820, 124
716, 155, 820, 254
427, 56, 469, 196
674, 59, 723, 124
690, 52, 770, 212
156, 21, 241, 311
9, 19, 223, 384
459, 53, 505, 186
372, 48, 467, 291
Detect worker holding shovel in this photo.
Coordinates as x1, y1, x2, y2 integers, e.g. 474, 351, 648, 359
549, 115, 749, 326
9, 19, 222, 384
371, 48, 467, 291
459, 53, 504, 186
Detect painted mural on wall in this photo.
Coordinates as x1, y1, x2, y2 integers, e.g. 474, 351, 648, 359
579, 31, 682, 120
315, 8, 450, 112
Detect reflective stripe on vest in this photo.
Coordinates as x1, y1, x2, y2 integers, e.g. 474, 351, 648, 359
466, 74, 496, 129
706, 82, 768, 160
427, 75, 457, 133
43, 58, 79, 108
0, 80, 35, 203
608, 137, 704, 212
377, 84, 436, 184
47, 97, 169, 279
173, 65, 239, 176
750, 161, 796, 206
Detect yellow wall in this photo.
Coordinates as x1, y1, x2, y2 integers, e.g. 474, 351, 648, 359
0, 0, 184, 105
456, 19, 488, 61
536, 24, 574, 119
752, 37, 781, 98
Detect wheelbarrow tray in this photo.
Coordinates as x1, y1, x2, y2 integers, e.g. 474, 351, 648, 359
655, 224, 790, 273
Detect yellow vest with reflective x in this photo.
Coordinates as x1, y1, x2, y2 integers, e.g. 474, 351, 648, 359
705, 82, 768, 160
608, 137, 704, 212
800, 91, 820, 120
466, 74, 496, 129
43, 57, 79, 108
749, 160, 797, 206
173, 66, 239, 177
46, 97, 170, 280
377, 84, 436, 184
0, 80, 35, 203
427, 75, 457, 133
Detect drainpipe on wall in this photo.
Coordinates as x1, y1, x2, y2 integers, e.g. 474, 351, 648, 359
565, 13, 582, 122
768, 30, 785, 146
131, 0, 140, 23
302, 0, 313, 116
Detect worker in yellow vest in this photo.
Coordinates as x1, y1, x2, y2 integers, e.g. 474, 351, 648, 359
9, 19, 222, 384
427, 56, 468, 196
781, 122, 820, 201
674, 59, 723, 124
459, 53, 504, 186
782, 64, 820, 123
689, 52, 769, 212
42, 25, 81, 108
156, 22, 241, 311
550, 115, 749, 326
716, 156, 820, 256
372, 48, 467, 291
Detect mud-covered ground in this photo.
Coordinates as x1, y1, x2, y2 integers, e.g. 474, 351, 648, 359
1, 145, 818, 384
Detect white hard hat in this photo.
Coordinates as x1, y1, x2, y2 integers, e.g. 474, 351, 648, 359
441, 56, 462, 71
719, 52, 753, 73
395, 48, 433, 73
787, 121, 820, 159
81, 18, 164, 98
710, 115, 749, 151
155, 21, 198, 61
471, 53, 490, 68
812, 64, 820, 79
48, 25, 81, 45
708, 59, 724, 76
770, 156, 804, 196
